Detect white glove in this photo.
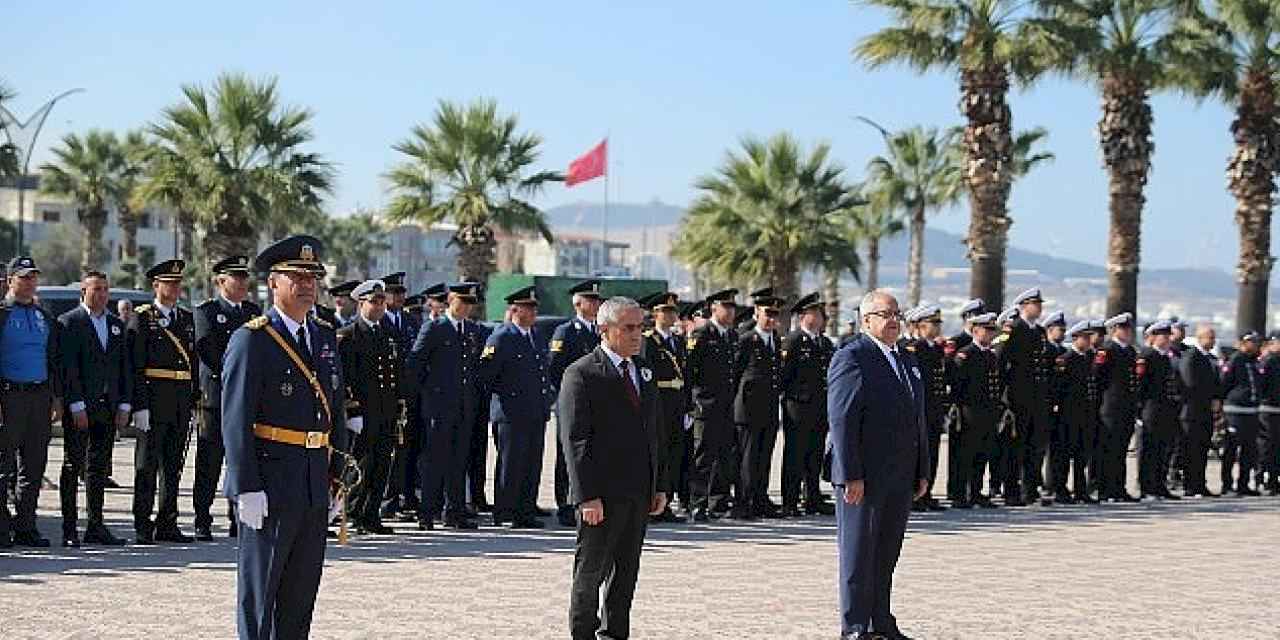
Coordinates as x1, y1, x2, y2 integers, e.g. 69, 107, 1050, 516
133, 410, 151, 432
238, 491, 268, 530
683, 415, 694, 431
346, 416, 364, 434
328, 494, 344, 523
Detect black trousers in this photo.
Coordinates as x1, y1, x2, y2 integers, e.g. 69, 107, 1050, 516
60, 402, 114, 532
0, 385, 53, 536
569, 497, 650, 640
352, 416, 394, 525
193, 407, 235, 530
494, 418, 546, 521
1258, 411, 1280, 489
655, 389, 687, 509
954, 410, 996, 502
133, 413, 190, 534
689, 411, 734, 511
924, 418, 943, 498
736, 405, 778, 514
1138, 405, 1178, 495
1221, 413, 1259, 493
781, 400, 825, 508
1181, 417, 1214, 494
419, 412, 473, 520
945, 410, 961, 500
466, 414, 492, 508
1006, 400, 1050, 499
554, 426, 571, 511
1098, 411, 1135, 498
382, 407, 418, 510
1051, 412, 1094, 498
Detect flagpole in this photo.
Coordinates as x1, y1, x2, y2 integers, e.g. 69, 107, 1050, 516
602, 134, 610, 272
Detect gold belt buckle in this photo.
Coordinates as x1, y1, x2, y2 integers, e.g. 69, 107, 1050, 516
304, 432, 325, 449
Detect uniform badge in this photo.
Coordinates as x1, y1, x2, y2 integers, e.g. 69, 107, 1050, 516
550, 340, 564, 353
280, 381, 294, 397
641, 367, 653, 382
159, 317, 170, 328
216, 313, 227, 324
111, 325, 121, 336
332, 373, 340, 390
911, 366, 921, 379
482, 345, 496, 358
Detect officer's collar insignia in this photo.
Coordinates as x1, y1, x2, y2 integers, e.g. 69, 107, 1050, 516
301, 245, 315, 261
640, 367, 653, 382
280, 381, 294, 397
111, 325, 121, 336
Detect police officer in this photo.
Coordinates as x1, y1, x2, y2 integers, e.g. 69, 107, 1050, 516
904, 304, 949, 512
0, 257, 63, 548
337, 279, 404, 535
328, 280, 360, 327
1052, 321, 1099, 503
465, 306, 497, 515
131, 259, 199, 544
686, 289, 740, 521
781, 292, 836, 517
950, 312, 1002, 508
222, 235, 348, 640
379, 271, 422, 519
1221, 332, 1263, 496
191, 256, 261, 541
411, 282, 484, 530
1094, 313, 1142, 503
480, 286, 552, 528
639, 291, 689, 522
549, 280, 603, 527
733, 288, 784, 520
1257, 333, 1280, 495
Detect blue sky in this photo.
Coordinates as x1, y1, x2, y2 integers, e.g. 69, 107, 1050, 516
3, 1, 1245, 270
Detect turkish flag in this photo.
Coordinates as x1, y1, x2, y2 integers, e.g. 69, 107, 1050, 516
566, 139, 607, 187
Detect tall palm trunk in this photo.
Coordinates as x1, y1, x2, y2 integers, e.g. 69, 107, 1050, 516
960, 65, 1013, 309
205, 201, 257, 265
79, 207, 109, 271
1100, 72, 1153, 318
118, 205, 140, 287
865, 235, 881, 293
907, 202, 927, 306
1229, 68, 1278, 335
823, 267, 841, 336
766, 255, 801, 329
455, 224, 497, 284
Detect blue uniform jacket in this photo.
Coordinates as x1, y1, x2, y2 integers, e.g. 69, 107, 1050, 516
479, 322, 551, 425
221, 308, 347, 509
549, 317, 601, 391
409, 315, 485, 420
826, 335, 929, 500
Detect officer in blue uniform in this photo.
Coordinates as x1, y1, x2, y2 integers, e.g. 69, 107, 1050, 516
466, 310, 497, 514
378, 271, 423, 519
222, 235, 348, 640
410, 282, 485, 530
549, 279, 603, 526
480, 285, 552, 528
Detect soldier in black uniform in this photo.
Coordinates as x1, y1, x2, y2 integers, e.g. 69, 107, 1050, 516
780, 293, 836, 517
1052, 321, 1099, 503
732, 288, 784, 519
130, 259, 200, 544
379, 272, 422, 520
1257, 333, 1280, 495
1041, 311, 1067, 501
549, 280, 604, 527
1220, 332, 1263, 496
685, 289, 740, 521
328, 281, 359, 328
998, 288, 1054, 506
904, 305, 949, 512
1136, 321, 1183, 500
423, 282, 448, 322
950, 312, 1002, 508
192, 256, 261, 541
337, 280, 405, 534
1094, 313, 1142, 502
944, 298, 985, 500
639, 291, 688, 522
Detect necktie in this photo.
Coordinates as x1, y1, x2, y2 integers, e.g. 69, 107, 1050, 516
296, 326, 311, 362
619, 360, 640, 407
890, 349, 911, 394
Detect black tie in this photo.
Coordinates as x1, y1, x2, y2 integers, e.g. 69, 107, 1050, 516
890, 349, 911, 394
296, 326, 311, 362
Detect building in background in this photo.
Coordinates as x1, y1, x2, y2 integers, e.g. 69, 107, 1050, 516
373, 221, 460, 292
520, 233, 630, 277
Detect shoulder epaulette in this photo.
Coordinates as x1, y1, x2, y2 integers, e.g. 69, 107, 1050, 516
197, 299, 216, 309
136, 304, 153, 314
313, 316, 333, 330
643, 329, 653, 338
246, 316, 269, 330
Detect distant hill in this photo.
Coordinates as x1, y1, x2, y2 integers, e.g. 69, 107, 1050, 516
543, 201, 684, 229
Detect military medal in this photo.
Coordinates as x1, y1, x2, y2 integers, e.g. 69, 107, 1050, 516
641, 367, 653, 382
217, 313, 227, 324
159, 317, 170, 328
912, 366, 921, 379
280, 381, 294, 397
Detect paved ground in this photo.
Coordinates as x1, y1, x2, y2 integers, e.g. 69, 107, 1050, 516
2, 427, 1278, 639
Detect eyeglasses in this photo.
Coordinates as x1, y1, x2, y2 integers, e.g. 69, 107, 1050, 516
864, 310, 904, 322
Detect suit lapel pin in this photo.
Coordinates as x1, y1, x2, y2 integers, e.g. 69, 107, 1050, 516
110, 325, 121, 336
217, 313, 227, 324
641, 367, 653, 382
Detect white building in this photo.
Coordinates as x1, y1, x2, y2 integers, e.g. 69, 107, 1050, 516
520, 233, 630, 277
372, 221, 461, 292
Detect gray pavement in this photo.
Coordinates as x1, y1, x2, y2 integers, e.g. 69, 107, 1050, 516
2, 428, 1278, 639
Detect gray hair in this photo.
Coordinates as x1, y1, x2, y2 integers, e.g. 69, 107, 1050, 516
597, 296, 641, 327
859, 289, 898, 317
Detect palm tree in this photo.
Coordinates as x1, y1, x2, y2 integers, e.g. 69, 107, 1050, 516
385, 99, 561, 283
112, 130, 150, 288
38, 130, 124, 271
149, 73, 333, 260
136, 142, 199, 263
856, 0, 1055, 307
672, 133, 863, 311
319, 210, 390, 279
859, 118, 964, 306
851, 196, 906, 293
1030, 0, 1189, 316
1164, 0, 1280, 333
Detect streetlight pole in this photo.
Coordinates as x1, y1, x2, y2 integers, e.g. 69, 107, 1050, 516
0, 88, 85, 255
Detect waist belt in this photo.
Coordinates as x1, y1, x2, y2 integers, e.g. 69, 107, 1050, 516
0, 379, 48, 392
253, 423, 330, 449
1223, 405, 1258, 415
145, 368, 192, 381
1259, 405, 1280, 414
656, 380, 684, 390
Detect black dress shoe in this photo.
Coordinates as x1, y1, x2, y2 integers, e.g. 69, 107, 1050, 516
910, 500, 927, 512
12, 530, 51, 547
951, 499, 973, 509
360, 521, 395, 535
83, 525, 127, 546
1119, 492, 1141, 503
472, 500, 492, 513
0, 532, 10, 548
556, 506, 576, 527
194, 525, 214, 542
229, 520, 239, 538
417, 517, 435, 531
728, 509, 757, 521
509, 517, 545, 529
154, 528, 193, 543
1239, 488, 1262, 497
134, 529, 156, 545
103, 476, 122, 489
62, 531, 81, 548
1077, 494, 1100, 504
689, 508, 710, 523
652, 508, 685, 523
1004, 495, 1027, 507
534, 506, 552, 517
1158, 491, 1182, 500
926, 499, 948, 512
443, 516, 479, 530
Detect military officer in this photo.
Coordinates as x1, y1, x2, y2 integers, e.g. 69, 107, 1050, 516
549, 279, 604, 527
948, 298, 986, 352
1136, 321, 1182, 500
997, 288, 1054, 506
1257, 333, 1280, 495
423, 282, 448, 321
337, 279, 404, 535
130, 259, 199, 544
1220, 332, 1263, 496
950, 312, 1003, 508
404, 294, 425, 326
685, 289, 740, 521
639, 291, 689, 522
731, 288, 784, 520
1051, 321, 1100, 503
479, 286, 552, 528
904, 304, 949, 512
327, 281, 359, 327
1094, 313, 1142, 502
222, 235, 348, 640
781, 292, 836, 516
944, 298, 985, 500
192, 256, 262, 541
379, 271, 422, 519
466, 311, 497, 515
410, 282, 485, 530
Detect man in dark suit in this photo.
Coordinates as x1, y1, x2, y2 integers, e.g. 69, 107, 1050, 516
192, 256, 261, 541
828, 290, 929, 640
559, 296, 667, 640
1180, 325, 1222, 497
379, 271, 422, 520
58, 270, 132, 547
